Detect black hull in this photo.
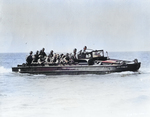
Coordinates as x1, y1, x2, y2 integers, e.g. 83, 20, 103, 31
12, 62, 141, 75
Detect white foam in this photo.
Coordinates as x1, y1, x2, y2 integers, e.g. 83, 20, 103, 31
0, 66, 11, 74
112, 71, 138, 75
33, 74, 46, 77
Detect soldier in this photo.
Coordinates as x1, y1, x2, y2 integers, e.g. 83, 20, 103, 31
33, 50, 39, 62
49, 50, 54, 58
26, 51, 33, 66
83, 46, 87, 53
82, 46, 87, 58
47, 50, 54, 62
39, 48, 47, 58
73, 48, 77, 59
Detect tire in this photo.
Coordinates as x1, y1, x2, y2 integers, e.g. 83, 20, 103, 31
88, 59, 94, 65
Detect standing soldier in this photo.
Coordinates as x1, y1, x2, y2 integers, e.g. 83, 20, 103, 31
26, 51, 33, 66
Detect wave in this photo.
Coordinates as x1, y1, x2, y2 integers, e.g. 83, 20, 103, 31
139, 68, 150, 74
0, 66, 11, 74
33, 74, 47, 77
106, 71, 142, 78
109, 68, 150, 78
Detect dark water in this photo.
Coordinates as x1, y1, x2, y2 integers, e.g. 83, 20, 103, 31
0, 52, 150, 117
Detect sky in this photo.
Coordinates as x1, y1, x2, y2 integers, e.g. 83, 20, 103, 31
0, 0, 150, 53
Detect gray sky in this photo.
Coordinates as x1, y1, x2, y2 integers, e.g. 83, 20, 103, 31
0, 0, 150, 53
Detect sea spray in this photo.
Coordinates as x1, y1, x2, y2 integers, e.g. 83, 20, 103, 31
0, 66, 11, 74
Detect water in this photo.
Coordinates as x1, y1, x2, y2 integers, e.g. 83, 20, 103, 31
0, 52, 150, 117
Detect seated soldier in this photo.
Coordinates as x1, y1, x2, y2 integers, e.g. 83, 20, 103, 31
48, 50, 54, 58
46, 50, 54, 63
39, 48, 47, 58
38, 55, 45, 65
33, 50, 39, 62
45, 56, 50, 63
52, 53, 57, 63
63, 53, 70, 64
55, 54, 60, 64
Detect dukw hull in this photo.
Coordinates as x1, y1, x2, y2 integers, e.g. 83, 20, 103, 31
12, 62, 141, 75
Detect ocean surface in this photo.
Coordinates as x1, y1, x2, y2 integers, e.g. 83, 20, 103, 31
0, 51, 150, 117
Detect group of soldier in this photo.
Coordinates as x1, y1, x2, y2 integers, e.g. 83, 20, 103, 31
26, 46, 87, 66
